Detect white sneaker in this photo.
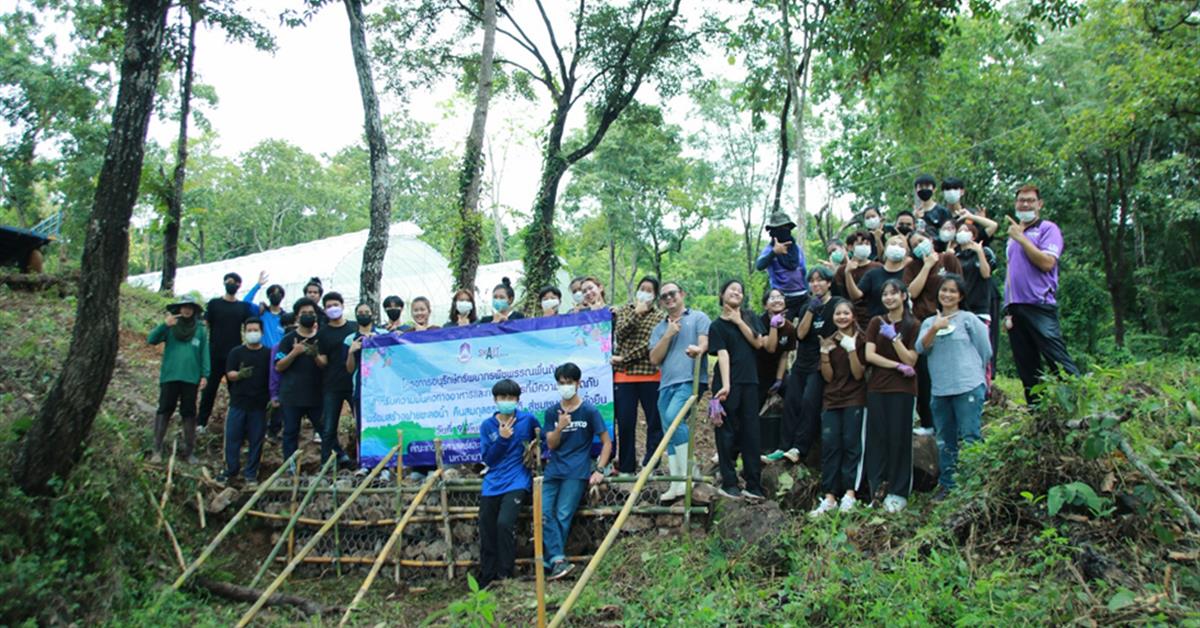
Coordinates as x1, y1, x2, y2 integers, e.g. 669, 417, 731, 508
312, 432, 322, 443
913, 427, 934, 436
809, 496, 837, 518
839, 494, 857, 513
884, 494, 908, 513
196, 425, 206, 435
710, 451, 719, 464
783, 448, 801, 464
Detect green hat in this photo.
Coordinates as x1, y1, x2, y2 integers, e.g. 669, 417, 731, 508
166, 294, 204, 315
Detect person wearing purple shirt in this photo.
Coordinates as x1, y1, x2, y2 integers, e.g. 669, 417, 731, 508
756, 210, 809, 320
1003, 184, 1080, 404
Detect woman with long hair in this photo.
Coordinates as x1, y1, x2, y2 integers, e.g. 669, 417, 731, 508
446, 288, 478, 327
810, 297, 867, 517
863, 279, 919, 512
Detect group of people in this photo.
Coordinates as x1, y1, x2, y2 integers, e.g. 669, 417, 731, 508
147, 175, 1081, 587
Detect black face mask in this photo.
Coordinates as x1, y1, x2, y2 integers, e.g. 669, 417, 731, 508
224, 282, 239, 295
385, 308, 402, 322
356, 313, 375, 327
299, 314, 317, 328
897, 224, 913, 235
916, 189, 934, 202
268, 292, 283, 306
769, 227, 794, 243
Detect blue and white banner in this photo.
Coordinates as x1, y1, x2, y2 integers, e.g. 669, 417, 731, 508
359, 310, 615, 468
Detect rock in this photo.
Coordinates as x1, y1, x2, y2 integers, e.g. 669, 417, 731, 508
912, 432, 939, 478
690, 483, 719, 505
712, 499, 788, 565
206, 487, 241, 513
622, 515, 652, 533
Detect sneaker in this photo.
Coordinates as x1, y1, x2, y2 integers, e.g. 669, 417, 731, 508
717, 486, 743, 499
933, 485, 951, 502
763, 450, 785, 463
809, 496, 837, 518
354, 468, 368, 479
838, 494, 857, 513
783, 448, 801, 464
214, 473, 229, 487
265, 432, 280, 445
479, 464, 490, 477
547, 560, 575, 581
913, 427, 934, 436
312, 432, 322, 443
196, 424, 207, 435
150, 451, 162, 464
883, 494, 908, 513
244, 480, 259, 491
710, 452, 719, 464
379, 469, 391, 483
742, 489, 766, 502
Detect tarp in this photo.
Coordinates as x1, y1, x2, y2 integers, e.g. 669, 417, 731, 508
358, 309, 615, 468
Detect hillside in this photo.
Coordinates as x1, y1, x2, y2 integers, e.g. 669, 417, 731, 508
1, 280, 1198, 625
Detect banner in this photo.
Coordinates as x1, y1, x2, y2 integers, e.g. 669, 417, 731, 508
359, 309, 615, 468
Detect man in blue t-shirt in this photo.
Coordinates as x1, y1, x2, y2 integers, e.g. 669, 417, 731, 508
477, 379, 538, 589
541, 362, 612, 581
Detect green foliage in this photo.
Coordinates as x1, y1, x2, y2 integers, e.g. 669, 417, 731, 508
1046, 481, 1108, 517
421, 573, 499, 627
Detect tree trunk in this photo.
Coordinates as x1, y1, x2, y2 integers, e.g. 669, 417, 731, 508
14, 0, 171, 495
452, 0, 496, 292
770, 89, 791, 215
160, 6, 197, 294
345, 0, 392, 314
520, 117, 570, 310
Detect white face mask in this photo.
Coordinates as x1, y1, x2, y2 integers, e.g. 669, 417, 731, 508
939, 229, 956, 243
864, 217, 881, 230
1017, 210, 1037, 223
558, 384, 577, 400
572, 291, 584, 304
244, 331, 262, 345
635, 291, 654, 304
955, 231, 973, 245
944, 189, 962, 204
852, 244, 872, 259
541, 298, 560, 311
455, 300, 473, 315
885, 245, 907, 262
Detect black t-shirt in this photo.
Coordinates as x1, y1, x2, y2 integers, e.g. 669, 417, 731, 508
708, 313, 766, 389
205, 297, 254, 356
479, 311, 526, 323
318, 322, 357, 393
856, 266, 908, 320
920, 204, 952, 234
277, 331, 323, 407
226, 345, 271, 410
957, 246, 998, 316
793, 296, 838, 374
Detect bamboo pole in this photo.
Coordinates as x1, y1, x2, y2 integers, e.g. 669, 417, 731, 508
434, 439, 454, 581
148, 491, 187, 571
332, 461, 341, 578
156, 439, 177, 531
394, 429, 403, 585
338, 468, 443, 627
275, 555, 591, 567
166, 449, 301, 595
534, 476, 546, 628
235, 444, 400, 628
288, 454, 302, 562
196, 491, 206, 530
684, 354, 702, 528
249, 454, 337, 589
547, 357, 700, 628
245, 504, 705, 527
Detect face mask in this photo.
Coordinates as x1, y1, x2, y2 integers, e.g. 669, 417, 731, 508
496, 400, 517, 415
956, 231, 973, 245
939, 229, 956, 243
913, 241, 933, 258
897, 224, 913, 235
944, 189, 962, 204
864, 217, 881, 230
769, 227, 793, 243
356, 313, 374, 327
1017, 210, 1037, 223
853, 244, 872, 259
916, 189, 934, 202
224, 282, 239, 295
572, 291, 584, 305
558, 384, 577, 400
636, 291, 654, 304
492, 298, 509, 312
830, 250, 846, 265
455, 300, 473, 315
885, 245, 907, 262
244, 331, 262, 345
299, 314, 317, 328
385, 308, 402, 321
268, 292, 283, 306
541, 298, 560, 311
325, 306, 343, 320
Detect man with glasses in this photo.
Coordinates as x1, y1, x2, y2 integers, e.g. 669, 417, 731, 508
648, 283, 709, 502
1003, 184, 1080, 403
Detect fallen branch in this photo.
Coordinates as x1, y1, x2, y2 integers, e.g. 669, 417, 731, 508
192, 577, 339, 617
1118, 438, 1200, 530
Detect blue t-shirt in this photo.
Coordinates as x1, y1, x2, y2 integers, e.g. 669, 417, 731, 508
479, 410, 538, 496
258, 307, 285, 349
542, 400, 606, 481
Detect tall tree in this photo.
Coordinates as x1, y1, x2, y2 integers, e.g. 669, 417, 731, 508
158, 4, 197, 293
15, 0, 171, 495
451, 0, 497, 293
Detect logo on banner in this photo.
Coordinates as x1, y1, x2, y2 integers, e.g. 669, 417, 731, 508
457, 342, 471, 363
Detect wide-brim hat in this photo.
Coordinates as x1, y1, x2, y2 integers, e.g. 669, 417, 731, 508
166, 294, 204, 315
764, 210, 795, 230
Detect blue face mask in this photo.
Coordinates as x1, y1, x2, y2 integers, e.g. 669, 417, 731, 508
496, 400, 517, 415
492, 298, 509, 312
914, 241, 933, 258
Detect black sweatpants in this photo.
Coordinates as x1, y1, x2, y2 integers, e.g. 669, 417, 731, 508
781, 369, 824, 454
865, 392, 914, 499
820, 406, 865, 496
614, 380, 663, 473
478, 489, 527, 588
197, 348, 233, 427
1008, 303, 1081, 404
916, 355, 933, 429
715, 384, 762, 493
157, 380, 199, 419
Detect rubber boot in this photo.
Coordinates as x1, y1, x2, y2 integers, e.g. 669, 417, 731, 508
151, 413, 168, 463
182, 415, 199, 464
670, 444, 689, 500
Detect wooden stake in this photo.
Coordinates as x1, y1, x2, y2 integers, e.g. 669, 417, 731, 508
249, 454, 337, 589
434, 439, 454, 581
338, 468, 443, 627
684, 355, 702, 529
394, 429, 403, 585
196, 490, 206, 529
288, 454, 302, 562
148, 491, 186, 571
156, 439, 177, 531
533, 476, 546, 628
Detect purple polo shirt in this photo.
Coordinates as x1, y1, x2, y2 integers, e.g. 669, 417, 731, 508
1005, 219, 1063, 306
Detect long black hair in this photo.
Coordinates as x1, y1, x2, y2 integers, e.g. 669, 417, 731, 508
879, 278, 916, 335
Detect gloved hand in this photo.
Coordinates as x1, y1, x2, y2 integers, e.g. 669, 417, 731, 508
303, 341, 319, 357
878, 322, 898, 341
839, 335, 857, 353
808, 298, 824, 314
897, 364, 916, 378
708, 397, 726, 427
769, 313, 785, 329
237, 365, 254, 379
768, 379, 783, 395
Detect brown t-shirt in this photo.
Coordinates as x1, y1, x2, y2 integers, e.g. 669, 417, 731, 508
865, 315, 919, 395
904, 252, 963, 320
821, 332, 867, 410
834, 261, 881, 324
755, 314, 796, 388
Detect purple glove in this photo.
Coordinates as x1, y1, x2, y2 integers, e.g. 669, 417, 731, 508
708, 397, 726, 426
808, 298, 824, 314
769, 313, 785, 328
768, 379, 783, 394
878, 322, 898, 341
896, 364, 916, 378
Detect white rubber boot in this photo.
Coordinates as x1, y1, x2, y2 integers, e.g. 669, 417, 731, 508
659, 447, 682, 502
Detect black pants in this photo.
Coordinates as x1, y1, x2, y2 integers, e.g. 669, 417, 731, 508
478, 489, 527, 588
915, 355, 933, 428
781, 369, 824, 454
715, 384, 762, 493
865, 392, 914, 499
1008, 303, 1081, 404
197, 349, 232, 426
157, 381, 199, 418
784, 293, 808, 322
614, 381, 663, 473
820, 406, 865, 496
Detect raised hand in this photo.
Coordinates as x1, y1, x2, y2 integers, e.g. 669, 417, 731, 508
556, 409, 571, 432
1006, 215, 1026, 239
878, 322, 898, 341
932, 313, 951, 331
257, 270, 269, 286
165, 312, 178, 327
498, 418, 514, 439
769, 313, 785, 329
771, 238, 790, 255
839, 333, 857, 353
665, 318, 682, 337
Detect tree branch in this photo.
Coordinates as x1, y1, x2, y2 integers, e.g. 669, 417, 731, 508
533, 0, 568, 81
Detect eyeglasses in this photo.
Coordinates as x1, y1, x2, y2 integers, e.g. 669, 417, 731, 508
658, 290, 680, 302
